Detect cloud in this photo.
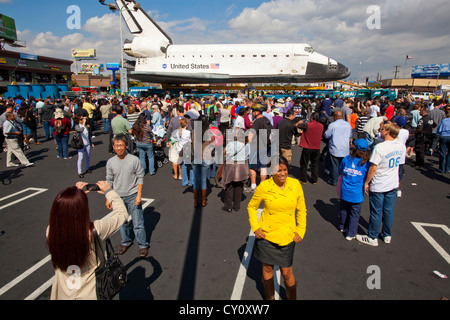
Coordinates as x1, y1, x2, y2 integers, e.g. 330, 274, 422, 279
12, 0, 450, 82
224, 0, 450, 80
16, 13, 132, 73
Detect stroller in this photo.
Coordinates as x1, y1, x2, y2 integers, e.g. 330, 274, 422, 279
152, 124, 169, 168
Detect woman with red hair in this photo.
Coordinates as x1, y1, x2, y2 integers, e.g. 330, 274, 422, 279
46, 181, 128, 300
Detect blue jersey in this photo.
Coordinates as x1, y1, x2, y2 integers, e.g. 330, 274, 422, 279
339, 155, 370, 203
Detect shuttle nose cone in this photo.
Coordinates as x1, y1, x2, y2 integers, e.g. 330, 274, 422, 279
338, 63, 351, 79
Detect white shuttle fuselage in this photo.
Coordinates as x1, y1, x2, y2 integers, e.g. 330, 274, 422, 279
113, 0, 350, 84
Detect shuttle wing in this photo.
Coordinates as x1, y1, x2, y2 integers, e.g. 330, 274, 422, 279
115, 0, 172, 45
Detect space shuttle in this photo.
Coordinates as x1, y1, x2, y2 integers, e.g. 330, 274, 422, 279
111, 0, 351, 84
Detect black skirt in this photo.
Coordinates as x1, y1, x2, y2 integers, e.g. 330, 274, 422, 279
253, 238, 295, 268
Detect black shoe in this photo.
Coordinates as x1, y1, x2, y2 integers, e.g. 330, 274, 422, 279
85, 169, 92, 174
78, 173, 84, 178
222, 206, 232, 212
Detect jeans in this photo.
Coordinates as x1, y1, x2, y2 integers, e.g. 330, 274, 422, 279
119, 193, 148, 249
329, 154, 344, 185
339, 200, 362, 237
192, 161, 210, 190
364, 132, 375, 153
367, 189, 397, 239
102, 118, 110, 133
77, 144, 91, 174
43, 121, 53, 139
209, 161, 216, 179
439, 135, 450, 173
136, 141, 155, 175
55, 134, 69, 158
181, 163, 194, 186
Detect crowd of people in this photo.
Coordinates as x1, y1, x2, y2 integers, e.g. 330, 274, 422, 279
1, 89, 449, 300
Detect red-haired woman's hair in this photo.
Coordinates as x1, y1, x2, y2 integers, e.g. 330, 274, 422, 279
47, 186, 93, 271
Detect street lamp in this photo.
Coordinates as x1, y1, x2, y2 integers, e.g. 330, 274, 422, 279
99, 0, 141, 94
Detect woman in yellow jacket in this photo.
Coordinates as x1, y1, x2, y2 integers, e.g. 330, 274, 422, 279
248, 156, 307, 300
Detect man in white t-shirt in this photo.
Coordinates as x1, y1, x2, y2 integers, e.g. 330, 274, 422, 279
357, 122, 404, 247
370, 100, 381, 118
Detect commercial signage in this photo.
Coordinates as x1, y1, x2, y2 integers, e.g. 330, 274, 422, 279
412, 63, 450, 78
71, 48, 96, 60
106, 63, 120, 71
20, 53, 38, 61
81, 63, 104, 72
0, 14, 17, 42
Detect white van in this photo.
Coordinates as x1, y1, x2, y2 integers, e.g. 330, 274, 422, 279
410, 92, 431, 101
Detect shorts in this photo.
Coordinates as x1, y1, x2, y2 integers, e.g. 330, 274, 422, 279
22, 124, 31, 136
280, 148, 292, 163
249, 147, 271, 171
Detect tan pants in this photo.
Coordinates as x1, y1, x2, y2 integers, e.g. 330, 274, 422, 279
5, 138, 30, 167
280, 148, 292, 163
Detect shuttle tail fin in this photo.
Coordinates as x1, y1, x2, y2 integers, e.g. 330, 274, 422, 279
115, 0, 172, 48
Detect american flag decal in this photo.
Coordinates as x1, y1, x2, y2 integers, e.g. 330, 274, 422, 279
210, 63, 220, 69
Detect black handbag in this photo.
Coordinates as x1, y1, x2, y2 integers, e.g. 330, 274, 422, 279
93, 229, 128, 300
70, 132, 84, 149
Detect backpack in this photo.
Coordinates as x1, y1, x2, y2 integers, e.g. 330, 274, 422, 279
209, 105, 217, 122
54, 119, 66, 134
209, 125, 223, 146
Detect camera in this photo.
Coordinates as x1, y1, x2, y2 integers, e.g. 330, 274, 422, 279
85, 184, 100, 191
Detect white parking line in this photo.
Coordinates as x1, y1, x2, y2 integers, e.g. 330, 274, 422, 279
411, 222, 450, 264
0, 188, 48, 211
0, 255, 51, 297
231, 209, 281, 300
0, 198, 154, 299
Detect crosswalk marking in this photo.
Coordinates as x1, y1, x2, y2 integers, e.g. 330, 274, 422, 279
411, 222, 450, 264
0, 187, 48, 211
231, 209, 282, 300
0, 197, 154, 300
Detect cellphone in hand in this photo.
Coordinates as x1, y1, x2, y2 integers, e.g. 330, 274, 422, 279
85, 184, 100, 191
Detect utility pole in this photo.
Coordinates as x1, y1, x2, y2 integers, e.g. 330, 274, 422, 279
393, 66, 400, 79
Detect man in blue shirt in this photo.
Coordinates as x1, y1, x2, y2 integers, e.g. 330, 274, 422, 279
436, 111, 450, 173
332, 94, 344, 109
324, 111, 352, 185
320, 95, 333, 121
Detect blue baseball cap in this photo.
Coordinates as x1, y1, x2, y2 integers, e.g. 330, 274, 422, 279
354, 139, 369, 151
395, 116, 407, 128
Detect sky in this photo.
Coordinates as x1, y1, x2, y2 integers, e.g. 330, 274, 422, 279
2, 0, 449, 84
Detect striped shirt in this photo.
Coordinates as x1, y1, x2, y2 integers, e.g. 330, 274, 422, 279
356, 115, 368, 133
126, 112, 140, 128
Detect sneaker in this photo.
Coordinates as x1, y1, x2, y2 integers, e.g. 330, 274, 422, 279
244, 186, 255, 193
383, 236, 391, 244
7, 163, 20, 168
345, 236, 355, 241
397, 190, 402, 197
356, 234, 379, 247
24, 163, 34, 167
